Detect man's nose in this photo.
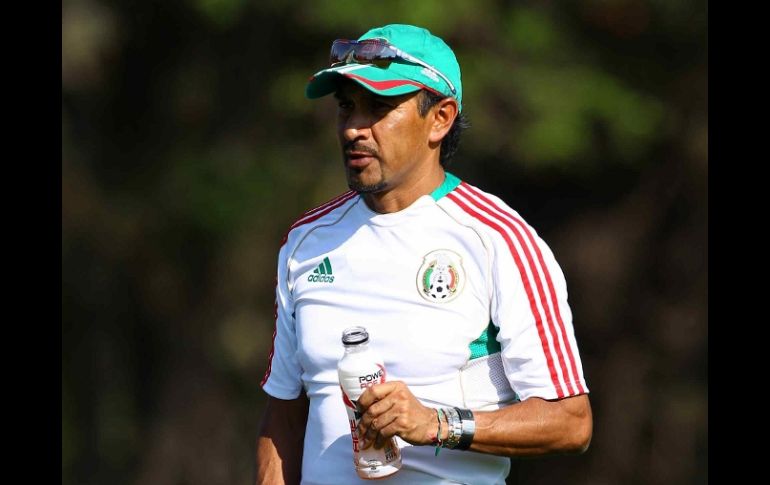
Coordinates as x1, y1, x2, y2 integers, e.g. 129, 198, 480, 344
341, 110, 372, 142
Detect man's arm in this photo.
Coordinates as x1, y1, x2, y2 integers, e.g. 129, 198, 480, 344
470, 393, 592, 456
356, 381, 592, 457
255, 394, 310, 485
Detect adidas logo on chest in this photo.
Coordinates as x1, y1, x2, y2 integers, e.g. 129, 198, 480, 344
307, 257, 335, 283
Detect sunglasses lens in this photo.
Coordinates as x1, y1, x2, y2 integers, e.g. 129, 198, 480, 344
330, 41, 352, 63
356, 41, 386, 61
330, 39, 396, 64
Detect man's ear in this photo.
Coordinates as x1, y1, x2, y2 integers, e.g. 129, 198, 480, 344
428, 97, 459, 144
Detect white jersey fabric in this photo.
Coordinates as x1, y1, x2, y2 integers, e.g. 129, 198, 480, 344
261, 172, 589, 485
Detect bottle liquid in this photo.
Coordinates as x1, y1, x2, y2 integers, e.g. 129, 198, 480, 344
338, 326, 402, 480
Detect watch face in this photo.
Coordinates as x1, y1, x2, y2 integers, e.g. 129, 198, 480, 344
455, 408, 475, 451
456, 407, 474, 421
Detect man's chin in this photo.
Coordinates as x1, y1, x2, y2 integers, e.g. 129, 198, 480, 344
348, 180, 388, 194
346, 174, 387, 194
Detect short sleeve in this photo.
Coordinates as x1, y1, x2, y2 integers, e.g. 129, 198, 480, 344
489, 215, 589, 401
260, 242, 304, 399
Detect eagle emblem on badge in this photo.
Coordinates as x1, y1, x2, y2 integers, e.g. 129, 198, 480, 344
416, 249, 465, 303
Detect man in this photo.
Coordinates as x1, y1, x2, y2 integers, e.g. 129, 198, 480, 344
256, 24, 592, 485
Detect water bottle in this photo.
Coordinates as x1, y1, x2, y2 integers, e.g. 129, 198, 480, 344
338, 326, 402, 480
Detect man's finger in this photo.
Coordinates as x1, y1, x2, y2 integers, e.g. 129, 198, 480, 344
359, 398, 395, 443
362, 412, 398, 450
369, 407, 403, 448
357, 381, 400, 408
360, 394, 395, 426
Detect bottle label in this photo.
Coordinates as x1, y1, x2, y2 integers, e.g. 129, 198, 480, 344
339, 365, 400, 469
340, 391, 400, 467
358, 364, 386, 389
341, 386, 363, 453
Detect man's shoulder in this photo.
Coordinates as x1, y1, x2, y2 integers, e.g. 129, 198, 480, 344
279, 190, 360, 248
438, 179, 525, 232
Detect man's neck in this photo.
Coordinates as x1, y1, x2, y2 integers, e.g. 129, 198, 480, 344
362, 166, 446, 214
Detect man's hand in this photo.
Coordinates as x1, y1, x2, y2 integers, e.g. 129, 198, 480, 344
356, 381, 436, 449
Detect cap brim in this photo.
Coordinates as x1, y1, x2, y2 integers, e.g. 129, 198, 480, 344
306, 63, 425, 99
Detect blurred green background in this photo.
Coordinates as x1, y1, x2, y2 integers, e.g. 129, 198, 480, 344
61, 0, 707, 484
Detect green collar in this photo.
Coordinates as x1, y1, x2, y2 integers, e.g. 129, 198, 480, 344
430, 172, 461, 201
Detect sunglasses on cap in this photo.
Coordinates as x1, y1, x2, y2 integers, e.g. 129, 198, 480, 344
329, 38, 458, 96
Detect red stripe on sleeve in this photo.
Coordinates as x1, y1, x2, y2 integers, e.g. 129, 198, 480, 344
460, 183, 585, 394
280, 191, 358, 246
265, 192, 358, 386
300, 190, 355, 218
260, 300, 279, 387
447, 191, 565, 397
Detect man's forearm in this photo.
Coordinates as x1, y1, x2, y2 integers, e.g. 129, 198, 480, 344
255, 394, 309, 485
468, 394, 592, 457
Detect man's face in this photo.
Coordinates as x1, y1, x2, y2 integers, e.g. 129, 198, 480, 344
335, 80, 434, 194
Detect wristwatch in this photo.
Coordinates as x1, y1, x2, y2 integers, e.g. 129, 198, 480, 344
454, 407, 475, 451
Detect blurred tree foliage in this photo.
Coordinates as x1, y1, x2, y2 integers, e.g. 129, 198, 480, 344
62, 0, 707, 484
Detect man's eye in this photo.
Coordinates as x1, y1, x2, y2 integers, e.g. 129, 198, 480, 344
374, 100, 393, 110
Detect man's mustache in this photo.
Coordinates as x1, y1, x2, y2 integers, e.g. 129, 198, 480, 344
343, 142, 379, 157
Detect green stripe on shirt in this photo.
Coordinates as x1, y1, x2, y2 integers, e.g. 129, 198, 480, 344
469, 321, 501, 360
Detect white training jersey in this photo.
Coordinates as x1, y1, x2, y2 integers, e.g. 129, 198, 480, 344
261, 172, 589, 485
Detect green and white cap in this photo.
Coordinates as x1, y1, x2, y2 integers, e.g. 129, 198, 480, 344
306, 24, 463, 112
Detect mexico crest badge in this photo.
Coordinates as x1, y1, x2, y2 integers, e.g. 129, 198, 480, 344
416, 249, 465, 303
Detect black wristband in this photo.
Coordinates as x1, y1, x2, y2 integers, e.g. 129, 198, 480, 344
454, 407, 475, 451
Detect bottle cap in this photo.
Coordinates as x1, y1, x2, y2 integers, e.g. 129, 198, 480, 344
341, 326, 369, 346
